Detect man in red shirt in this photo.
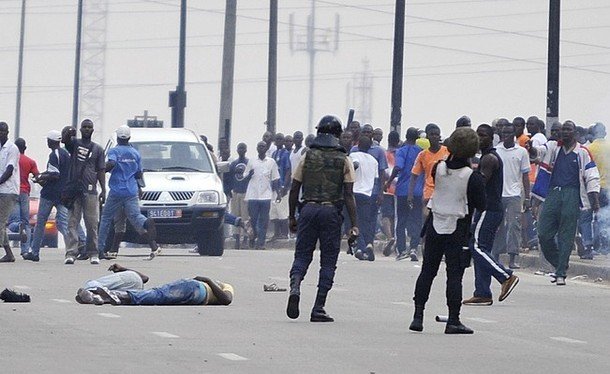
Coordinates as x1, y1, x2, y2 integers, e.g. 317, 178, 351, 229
14, 138, 39, 257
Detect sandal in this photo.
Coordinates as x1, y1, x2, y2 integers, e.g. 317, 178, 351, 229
263, 283, 286, 292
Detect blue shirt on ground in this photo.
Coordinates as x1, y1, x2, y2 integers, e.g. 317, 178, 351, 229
107, 144, 142, 197
394, 144, 424, 197
550, 148, 580, 189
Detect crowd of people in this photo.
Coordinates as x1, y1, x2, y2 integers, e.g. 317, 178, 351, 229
0, 110, 608, 335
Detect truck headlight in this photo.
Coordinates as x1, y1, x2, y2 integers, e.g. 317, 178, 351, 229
196, 191, 219, 205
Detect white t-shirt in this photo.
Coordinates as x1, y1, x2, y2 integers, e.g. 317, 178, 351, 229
265, 143, 277, 158
289, 146, 307, 176
0, 140, 20, 195
350, 151, 378, 197
530, 132, 547, 147
244, 156, 280, 200
496, 143, 530, 197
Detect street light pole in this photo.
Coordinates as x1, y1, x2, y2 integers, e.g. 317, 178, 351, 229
71, 0, 84, 128
170, 0, 187, 128
545, 0, 560, 132
218, 0, 237, 148
15, 0, 26, 138
390, 0, 405, 136
266, 0, 278, 134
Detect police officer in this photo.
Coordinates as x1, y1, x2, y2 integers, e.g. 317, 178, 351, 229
409, 127, 486, 334
286, 115, 358, 322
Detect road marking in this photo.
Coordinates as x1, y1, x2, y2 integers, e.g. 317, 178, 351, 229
51, 299, 71, 303
218, 353, 248, 361
97, 313, 120, 319
14, 285, 31, 290
151, 332, 179, 338
391, 301, 410, 306
550, 337, 587, 344
467, 317, 497, 324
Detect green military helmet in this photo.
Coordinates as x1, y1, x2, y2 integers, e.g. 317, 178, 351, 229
316, 115, 343, 138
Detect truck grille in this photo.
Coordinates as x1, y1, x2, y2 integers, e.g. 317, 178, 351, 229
170, 191, 194, 201
141, 191, 161, 201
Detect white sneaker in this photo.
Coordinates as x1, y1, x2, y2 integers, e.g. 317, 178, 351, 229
64, 257, 75, 265
90, 256, 100, 265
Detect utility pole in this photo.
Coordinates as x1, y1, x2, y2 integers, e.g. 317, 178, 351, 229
14, 0, 26, 138
546, 0, 560, 133
290, 1, 340, 134
390, 0, 405, 135
346, 58, 373, 125
266, 0, 278, 134
72, 0, 84, 128
170, 0, 187, 128
218, 0, 237, 151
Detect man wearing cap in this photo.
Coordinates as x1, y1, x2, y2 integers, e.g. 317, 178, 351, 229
97, 126, 157, 260
23, 131, 71, 262
13, 138, 39, 257
0, 122, 20, 262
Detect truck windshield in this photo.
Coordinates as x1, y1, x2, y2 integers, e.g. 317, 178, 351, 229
131, 141, 214, 173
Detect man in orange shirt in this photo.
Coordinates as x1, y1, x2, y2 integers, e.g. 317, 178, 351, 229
513, 117, 530, 148
14, 138, 39, 257
407, 124, 450, 209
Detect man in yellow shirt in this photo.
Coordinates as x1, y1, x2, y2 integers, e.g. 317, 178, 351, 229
589, 123, 609, 255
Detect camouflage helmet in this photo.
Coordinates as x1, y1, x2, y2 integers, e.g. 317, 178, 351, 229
447, 127, 479, 159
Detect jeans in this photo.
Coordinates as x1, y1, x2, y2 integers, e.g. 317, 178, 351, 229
578, 209, 594, 247
248, 200, 271, 248
538, 187, 580, 277
0, 194, 18, 247
395, 195, 423, 253
355, 193, 374, 251
30, 198, 67, 256
127, 279, 206, 305
290, 203, 342, 293
66, 193, 100, 258
13, 193, 30, 255
98, 193, 147, 257
493, 196, 522, 258
594, 188, 609, 254
470, 210, 512, 298
55, 203, 86, 248
413, 225, 466, 311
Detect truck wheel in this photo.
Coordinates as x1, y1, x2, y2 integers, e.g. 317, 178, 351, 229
197, 227, 224, 256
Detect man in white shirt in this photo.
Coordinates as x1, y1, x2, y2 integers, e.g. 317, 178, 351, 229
0, 122, 20, 263
245, 141, 280, 250
349, 136, 378, 261
493, 123, 531, 268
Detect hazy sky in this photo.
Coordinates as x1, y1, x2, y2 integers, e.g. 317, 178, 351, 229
2, 0, 610, 164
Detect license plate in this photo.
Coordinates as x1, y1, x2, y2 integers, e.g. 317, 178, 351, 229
148, 209, 182, 218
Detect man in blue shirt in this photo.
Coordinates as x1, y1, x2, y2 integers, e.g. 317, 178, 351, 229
97, 126, 157, 260
386, 128, 424, 261
23, 131, 71, 262
227, 143, 251, 248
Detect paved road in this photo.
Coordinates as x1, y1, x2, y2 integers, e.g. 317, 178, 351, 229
1, 247, 609, 373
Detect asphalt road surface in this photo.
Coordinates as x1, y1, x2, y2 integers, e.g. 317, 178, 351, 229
1, 247, 609, 374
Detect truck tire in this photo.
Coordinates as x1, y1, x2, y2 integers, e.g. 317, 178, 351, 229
197, 227, 224, 256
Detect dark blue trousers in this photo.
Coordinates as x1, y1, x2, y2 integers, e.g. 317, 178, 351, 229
395, 195, 423, 253
355, 193, 374, 251
470, 210, 512, 298
289, 203, 342, 293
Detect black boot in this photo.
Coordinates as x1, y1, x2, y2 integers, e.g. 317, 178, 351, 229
445, 306, 474, 334
310, 291, 334, 322
409, 305, 424, 332
286, 275, 302, 319
144, 219, 159, 253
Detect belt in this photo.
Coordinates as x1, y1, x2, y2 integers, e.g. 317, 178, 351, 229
552, 186, 578, 191
304, 201, 335, 206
